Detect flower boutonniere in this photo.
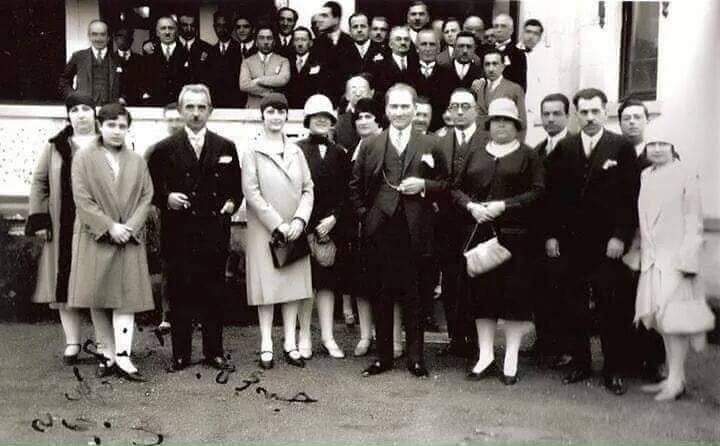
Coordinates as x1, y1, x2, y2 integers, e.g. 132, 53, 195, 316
373, 53, 384, 62
602, 159, 618, 170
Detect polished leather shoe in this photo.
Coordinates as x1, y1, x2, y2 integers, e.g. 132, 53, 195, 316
361, 361, 391, 377
170, 357, 190, 372
500, 374, 518, 386
563, 368, 591, 384
283, 350, 306, 368
465, 363, 497, 381
408, 362, 429, 378
204, 356, 236, 371
116, 367, 148, 382
259, 351, 274, 370
604, 375, 627, 395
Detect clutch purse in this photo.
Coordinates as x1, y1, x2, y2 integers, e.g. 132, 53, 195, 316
269, 231, 310, 268
463, 224, 512, 277
659, 299, 715, 335
307, 232, 337, 267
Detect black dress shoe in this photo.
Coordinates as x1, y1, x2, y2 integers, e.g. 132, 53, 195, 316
408, 362, 429, 378
465, 362, 497, 381
500, 374, 518, 386
204, 356, 236, 371
283, 350, 306, 368
641, 365, 665, 384
563, 368, 591, 384
361, 361, 391, 377
95, 362, 117, 378
604, 375, 627, 395
170, 357, 190, 372
551, 354, 574, 369
116, 367, 148, 382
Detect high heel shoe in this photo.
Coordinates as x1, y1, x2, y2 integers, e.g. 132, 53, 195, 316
655, 383, 686, 401
63, 343, 81, 365
641, 380, 667, 394
298, 342, 313, 360
354, 339, 371, 357
500, 374, 518, 386
259, 351, 274, 370
283, 350, 306, 368
321, 340, 345, 359
116, 365, 147, 382
466, 361, 497, 381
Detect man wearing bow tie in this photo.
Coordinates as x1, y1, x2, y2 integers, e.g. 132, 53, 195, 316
59, 20, 120, 105
492, 14, 527, 91
545, 88, 641, 395
147, 84, 242, 372
350, 83, 447, 378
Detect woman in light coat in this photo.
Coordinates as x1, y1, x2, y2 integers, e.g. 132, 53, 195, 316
242, 93, 314, 369
635, 130, 715, 401
27, 93, 98, 365
68, 103, 154, 381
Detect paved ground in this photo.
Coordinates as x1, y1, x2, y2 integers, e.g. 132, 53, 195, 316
1, 322, 719, 445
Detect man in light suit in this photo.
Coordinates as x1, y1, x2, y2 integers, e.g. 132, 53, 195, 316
147, 84, 243, 372
472, 50, 527, 139
58, 20, 120, 105
349, 83, 447, 378
545, 88, 641, 395
239, 25, 291, 109
286, 27, 328, 109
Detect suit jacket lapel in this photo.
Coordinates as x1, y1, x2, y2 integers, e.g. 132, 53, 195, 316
83, 49, 93, 90
177, 132, 201, 171
401, 132, 420, 177
199, 132, 220, 182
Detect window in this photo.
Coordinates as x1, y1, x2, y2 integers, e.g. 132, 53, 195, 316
619, 1, 659, 101
0, 0, 66, 103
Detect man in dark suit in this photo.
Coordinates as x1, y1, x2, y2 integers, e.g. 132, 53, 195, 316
206, 10, 244, 107
349, 83, 447, 378
413, 29, 451, 132
177, 12, 213, 84
371, 26, 419, 99
545, 88, 641, 395
529, 93, 572, 367
313, 1, 357, 106
58, 20, 120, 105
492, 14, 528, 91
335, 73, 376, 154
286, 27, 329, 109
446, 32, 484, 92
405, 1, 431, 45
276, 7, 298, 60
147, 84, 242, 372
434, 87, 487, 357
232, 14, 258, 59
141, 17, 191, 106
370, 16, 390, 51
112, 27, 143, 105
347, 12, 385, 77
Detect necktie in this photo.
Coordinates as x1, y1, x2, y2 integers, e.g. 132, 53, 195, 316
399, 57, 406, 71
95, 49, 103, 62
296, 56, 304, 72
220, 43, 225, 55
458, 63, 468, 79
459, 131, 466, 147
191, 137, 202, 159
422, 65, 432, 78
394, 132, 405, 154
164, 45, 171, 61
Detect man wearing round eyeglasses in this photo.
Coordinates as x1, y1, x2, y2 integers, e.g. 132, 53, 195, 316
349, 83, 447, 379
434, 88, 487, 358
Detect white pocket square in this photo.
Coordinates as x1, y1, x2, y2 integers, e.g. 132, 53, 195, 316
116, 66, 123, 73
373, 53, 384, 62
602, 159, 618, 170
219, 156, 233, 164
421, 153, 435, 168
309, 65, 320, 75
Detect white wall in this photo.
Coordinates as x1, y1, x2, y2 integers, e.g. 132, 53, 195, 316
65, 0, 100, 59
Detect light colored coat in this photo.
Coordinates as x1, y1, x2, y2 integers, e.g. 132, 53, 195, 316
238, 52, 290, 109
67, 143, 155, 313
635, 161, 705, 331
27, 133, 76, 305
473, 76, 527, 129
242, 133, 314, 306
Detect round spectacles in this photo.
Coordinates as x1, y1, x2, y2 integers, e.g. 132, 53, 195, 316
448, 103, 474, 111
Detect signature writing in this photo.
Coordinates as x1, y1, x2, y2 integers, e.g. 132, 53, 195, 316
31, 413, 163, 445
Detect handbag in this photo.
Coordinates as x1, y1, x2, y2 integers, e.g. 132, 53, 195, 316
269, 232, 311, 268
463, 223, 512, 277
659, 298, 715, 335
307, 232, 337, 267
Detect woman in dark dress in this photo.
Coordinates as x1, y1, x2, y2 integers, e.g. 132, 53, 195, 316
296, 95, 351, 359
453, 98, 544, 384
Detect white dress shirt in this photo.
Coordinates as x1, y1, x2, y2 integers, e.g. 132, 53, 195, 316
218, 40, 230, 55
93, 47, 107, 61
392, 54, 408, 71
420, 61, 436, 77
185, 126, 207, 159
454, 122, 477, 146
162, 42, 176, 60
355, 40, 371, 59
545, 128, 568, 156
389, 125, 412, 154
489, 75, 503, 92
179, 37, 195, 51
117, 50, 130, 61
635, 140, 646, 157
454, 60, 469, 79
296, 53, 309, 72
581, 128, 604, 157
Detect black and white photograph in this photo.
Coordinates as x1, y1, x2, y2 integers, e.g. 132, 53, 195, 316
0, 0, 719, 444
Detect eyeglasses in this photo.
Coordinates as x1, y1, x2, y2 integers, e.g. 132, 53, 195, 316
448, 103, 474, 111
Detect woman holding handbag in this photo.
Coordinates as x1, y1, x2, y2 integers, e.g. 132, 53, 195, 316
242, 93, 315, 369
453, 98, 544, 385
296, 95, 351, 359
634, 127, 714, 401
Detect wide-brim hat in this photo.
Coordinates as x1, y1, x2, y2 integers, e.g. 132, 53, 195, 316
303, 94, 337, 128
484, 97, 523, 130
